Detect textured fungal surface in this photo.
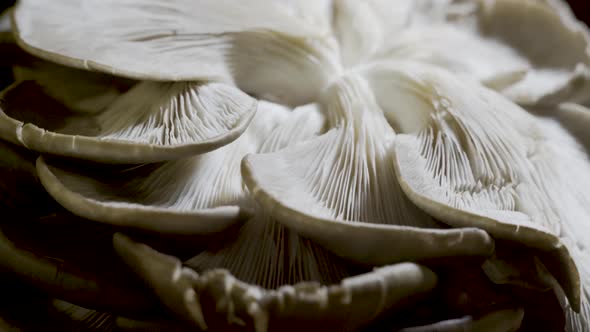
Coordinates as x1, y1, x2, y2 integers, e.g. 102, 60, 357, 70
0, 0, 589, 331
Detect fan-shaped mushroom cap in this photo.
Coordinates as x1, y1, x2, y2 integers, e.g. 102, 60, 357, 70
243, 73, 494, 266
187, 103, 352, 289
474, 0, 590, 105
12, 0, 341, 106
371, 0, 590, 106
35, 103, 322, 234
366, 62, 590, 327
113, 233, 437, 332
0, 80, 257, 163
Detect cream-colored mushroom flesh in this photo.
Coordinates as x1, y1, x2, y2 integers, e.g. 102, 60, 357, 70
532, 102, 590, 152
369, 62, 590, 328
243, 73, 494, 266
35, 103, 321, 234
474, 0, 590, 105
186, 213, 352, 290
113, 233, 438, 332
13, 0, 341, 106
331, 0, 414, 67
187, 104, 353, 289
4, 0, 590, 330
372, 0, 590, 106
0, 80, 256, 163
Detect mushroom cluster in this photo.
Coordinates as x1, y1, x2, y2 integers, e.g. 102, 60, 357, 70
0, 0, 589, 331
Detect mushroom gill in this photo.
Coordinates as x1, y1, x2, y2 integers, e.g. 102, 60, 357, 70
113, 233, 438, 332
242, 73, 494, 265
0, 80, 257, 163
364, 61, 590, 329
1, 0, 589, 330
34, 101, 296, 234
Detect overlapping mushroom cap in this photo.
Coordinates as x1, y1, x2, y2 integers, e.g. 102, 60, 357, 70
0, 0, 589, 331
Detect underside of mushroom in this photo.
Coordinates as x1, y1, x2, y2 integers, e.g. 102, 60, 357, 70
0, 0, 589, 331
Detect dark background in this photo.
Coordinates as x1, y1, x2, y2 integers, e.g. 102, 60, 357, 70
2, 0, 15, 13
568, 0, 589, 24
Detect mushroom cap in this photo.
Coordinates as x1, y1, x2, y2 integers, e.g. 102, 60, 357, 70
475, 0, 590, 106
12, 0, 341, 106
242, 73, 494, 266
12, 0, 590, 107
36, 156, 250, 235
0, 80, 257, 163
34, 103, 323, 234
113, 232, 438, 332
371, 0, 590, 106
4, 1, 590, 330
365, 61, 590, 323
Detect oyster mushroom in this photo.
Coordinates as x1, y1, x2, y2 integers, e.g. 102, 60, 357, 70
3, 0, 589, 330
362, 61, 590, 329
243, 73, 494, 266
0, 79, 257, 163
472, 0, 590, 106
186, 106, 352, 289
113, 233, 438, 332
35, 86, 494, 332
185, 211, 352, 290
12, 0, 341, 106
371, 0, 590, 106
16, 0, 590, 108
187, 95, 491, 295
34, 102, 311, 234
